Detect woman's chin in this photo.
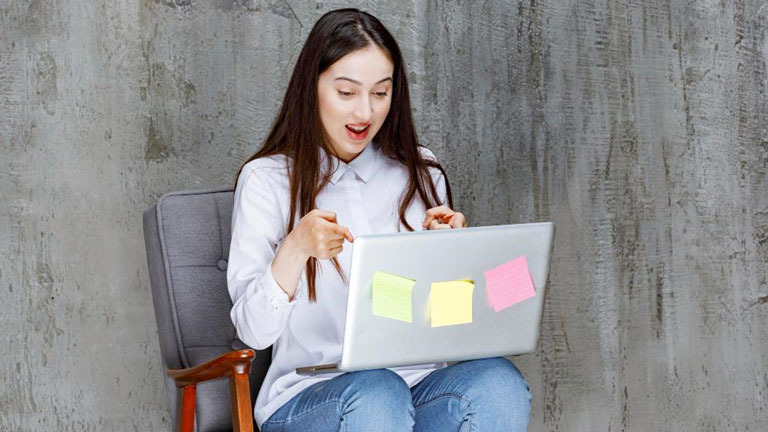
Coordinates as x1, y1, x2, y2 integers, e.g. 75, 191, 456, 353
332, 143, 365, 163
343, 142, 368, 153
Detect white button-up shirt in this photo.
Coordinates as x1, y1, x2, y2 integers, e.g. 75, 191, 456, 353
227, 142, 449, 427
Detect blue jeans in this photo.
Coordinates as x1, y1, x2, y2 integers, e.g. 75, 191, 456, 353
260, 357, 531, 431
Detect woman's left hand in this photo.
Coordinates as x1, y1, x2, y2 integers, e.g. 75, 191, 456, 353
423, 205, 467, 230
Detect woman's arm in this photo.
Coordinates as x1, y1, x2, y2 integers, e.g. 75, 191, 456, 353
269, 209, 354, 300
228, 166, 355, 350
228, 167, 297, 350
268, 234, 307, 300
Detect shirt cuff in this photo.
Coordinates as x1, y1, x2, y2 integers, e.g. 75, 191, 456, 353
264, 260, 293, 311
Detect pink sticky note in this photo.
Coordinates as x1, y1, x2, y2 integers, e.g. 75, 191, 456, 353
483, 256, 536, 312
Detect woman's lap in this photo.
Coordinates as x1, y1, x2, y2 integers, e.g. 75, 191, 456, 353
261, 357, 531, 432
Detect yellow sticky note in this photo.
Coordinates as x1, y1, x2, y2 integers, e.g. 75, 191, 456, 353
430, 280, 474, 327
371, 271, 415, 323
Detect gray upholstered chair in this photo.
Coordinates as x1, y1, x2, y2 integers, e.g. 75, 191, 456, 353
143, 188, 272, 432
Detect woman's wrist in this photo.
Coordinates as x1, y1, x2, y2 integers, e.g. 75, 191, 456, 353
270, 232, 310, 300
281, 231, 310, 263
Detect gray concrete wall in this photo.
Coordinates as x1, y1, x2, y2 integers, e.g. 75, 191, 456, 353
1, 0, 766, 430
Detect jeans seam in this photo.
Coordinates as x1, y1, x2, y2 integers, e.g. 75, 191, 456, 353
262, 399, 342, 426
414, 393, 470, 424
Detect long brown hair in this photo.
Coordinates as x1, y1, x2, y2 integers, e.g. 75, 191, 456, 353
234, 8, 453, 302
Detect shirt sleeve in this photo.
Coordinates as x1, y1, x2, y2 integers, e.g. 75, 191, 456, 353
418, 146, 448, 206
227, 165, 296, 350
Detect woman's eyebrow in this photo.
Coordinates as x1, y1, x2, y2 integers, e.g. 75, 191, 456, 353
333, 76, 392, 85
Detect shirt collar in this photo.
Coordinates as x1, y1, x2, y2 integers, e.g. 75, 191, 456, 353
325, 142, 378, 185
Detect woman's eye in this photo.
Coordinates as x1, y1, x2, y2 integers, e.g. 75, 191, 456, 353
375, 92, 388, 97
337, 90, 353, 97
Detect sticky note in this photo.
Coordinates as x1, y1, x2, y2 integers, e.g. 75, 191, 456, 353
429, 280, 474, 327
371, 271, 415, 323
483, 256, 536, 312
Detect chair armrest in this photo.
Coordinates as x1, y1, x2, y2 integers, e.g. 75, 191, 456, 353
168, 349, 256, 432
167, 349, 255, 387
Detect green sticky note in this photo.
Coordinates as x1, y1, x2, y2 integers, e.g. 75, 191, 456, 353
371, 271, 415, 323
430, 280, 474, 327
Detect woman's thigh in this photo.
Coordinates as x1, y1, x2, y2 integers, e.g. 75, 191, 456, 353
261, 369, 415, 432
410, 357, 531, 432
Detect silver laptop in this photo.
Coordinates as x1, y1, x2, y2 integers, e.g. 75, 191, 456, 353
296, 222, 555, 375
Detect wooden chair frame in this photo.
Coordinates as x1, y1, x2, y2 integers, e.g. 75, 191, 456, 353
167, 349, 256, 432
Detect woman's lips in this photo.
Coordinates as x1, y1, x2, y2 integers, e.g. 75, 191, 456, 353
345, 124, 370, 141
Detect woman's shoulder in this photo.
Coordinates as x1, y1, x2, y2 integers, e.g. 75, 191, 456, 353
239, 154, 291, 184
416, 146, 444, 178
379, 145, 443, 179
417, 145, 439, 162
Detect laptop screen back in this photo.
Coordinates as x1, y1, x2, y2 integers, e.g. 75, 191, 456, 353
340, 222, 555, 371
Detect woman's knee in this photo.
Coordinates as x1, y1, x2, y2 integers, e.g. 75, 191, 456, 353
341, 369, 415, 418
462, 357, 531, 409
444, 358, 530, 430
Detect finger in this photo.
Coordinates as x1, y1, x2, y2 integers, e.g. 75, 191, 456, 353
423, 205, 455, 228
428, 219, 452, 230
328, 245, 343, 257
314, 209, 337, 223
318, 218, 354, 243
448, 212, 466, 229
425, 205, 454, 219
328, 238, 344, 248
332, 224, 355, 243
423, 213, 452, 228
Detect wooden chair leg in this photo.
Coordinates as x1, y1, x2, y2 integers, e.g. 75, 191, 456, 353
176, 385, 196, 432
229, 373, 253, 432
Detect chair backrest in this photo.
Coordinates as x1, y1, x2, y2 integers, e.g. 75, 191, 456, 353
143, 188, 271, 432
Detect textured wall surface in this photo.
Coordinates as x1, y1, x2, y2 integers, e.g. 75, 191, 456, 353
1, 0, 767, 430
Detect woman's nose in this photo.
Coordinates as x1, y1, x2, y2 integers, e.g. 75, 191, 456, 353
353, 96, 373, 122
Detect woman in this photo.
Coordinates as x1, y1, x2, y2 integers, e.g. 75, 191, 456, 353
227, 8, 531, 431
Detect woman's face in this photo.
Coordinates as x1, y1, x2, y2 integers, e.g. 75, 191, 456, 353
317, 44, 394, 163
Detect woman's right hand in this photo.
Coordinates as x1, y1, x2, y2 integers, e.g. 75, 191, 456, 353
289, 209, 355, 260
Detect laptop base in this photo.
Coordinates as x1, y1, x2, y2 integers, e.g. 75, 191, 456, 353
295, 363, 340, 375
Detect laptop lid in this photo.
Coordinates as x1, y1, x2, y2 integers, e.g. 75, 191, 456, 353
339, 222, 555, 372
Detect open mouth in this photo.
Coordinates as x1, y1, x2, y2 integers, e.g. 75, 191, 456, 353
345, 124, 371, 140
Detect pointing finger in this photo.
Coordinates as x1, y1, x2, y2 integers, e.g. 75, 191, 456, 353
333, 224, 355, 243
